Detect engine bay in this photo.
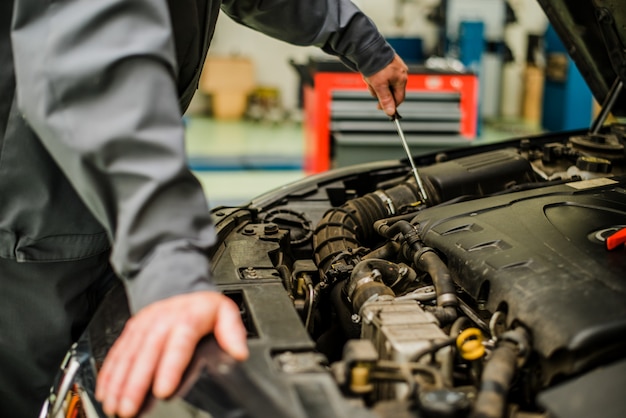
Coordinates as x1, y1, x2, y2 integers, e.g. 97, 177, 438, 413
39, 125, 626, 418
206, 125, 626, 417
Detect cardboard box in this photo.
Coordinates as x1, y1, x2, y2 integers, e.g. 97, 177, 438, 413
211, 91, 249, 119
522, 65, 545, 125
199, 56, 255, 119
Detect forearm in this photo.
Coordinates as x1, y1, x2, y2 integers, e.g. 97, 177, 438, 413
221, 0, 396, 76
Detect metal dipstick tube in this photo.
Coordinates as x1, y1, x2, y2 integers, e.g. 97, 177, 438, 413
391, 112, 429, 204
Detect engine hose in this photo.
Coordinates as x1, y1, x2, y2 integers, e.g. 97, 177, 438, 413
362, 241, 401, 261
414, 251, 457, 308
351, 258, 415, 290
375, 217, 416, 241
376, 220, 458, 324
375, 220, 458, 316
330, 281, 361, 340
375, 219, 428, 267
443, 316, 473, 387
312, 205, 362, 279
416, 251, 458, 325
344, 258, 414, 312
470, 327, 530, 418
313, 183, 419, 277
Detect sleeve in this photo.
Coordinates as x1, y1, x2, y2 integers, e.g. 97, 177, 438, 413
220, 0, 396, 77
11, 0, 216, 312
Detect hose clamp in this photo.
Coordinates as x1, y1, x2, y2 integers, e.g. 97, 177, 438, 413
415, 246, 435, 261
346, 269, 381, 302
374, 190, 395, 216
500, 328, 529, 359
437, 293, 458, 307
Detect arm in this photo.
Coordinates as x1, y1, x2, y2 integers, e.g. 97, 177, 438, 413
221, 0, 393, 76
12, 0, 211, 314
11, 0, 246, 416
221, 0, 408, 115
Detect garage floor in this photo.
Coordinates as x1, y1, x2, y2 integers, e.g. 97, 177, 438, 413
186, 117, 306, 208
185, 116, 542, 208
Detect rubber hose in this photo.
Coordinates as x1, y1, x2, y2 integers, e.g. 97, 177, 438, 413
330, 282, 361, 340
345, 259, 402, 312
350, 258, 408, 289
313, 183, 418, 276
470, 340, 518, 418
375, 219, 458, 323
362, 241, 401, 261
414, 251, 457, 308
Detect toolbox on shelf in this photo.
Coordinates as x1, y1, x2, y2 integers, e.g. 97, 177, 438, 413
302, 63, 479, 173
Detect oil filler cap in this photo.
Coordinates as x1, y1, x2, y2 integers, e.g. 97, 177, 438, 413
576, 156, 612, 173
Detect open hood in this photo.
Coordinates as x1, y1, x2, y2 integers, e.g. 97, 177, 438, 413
537, 0, 626, 116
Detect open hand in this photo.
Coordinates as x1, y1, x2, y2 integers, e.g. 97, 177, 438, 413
95, 291, 248, 417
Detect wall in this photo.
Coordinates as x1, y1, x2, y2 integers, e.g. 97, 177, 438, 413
500, 0, 548, 117
207, 16, 319, 113
208, 0, 548, 117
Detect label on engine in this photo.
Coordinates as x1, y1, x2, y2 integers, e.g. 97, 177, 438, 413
566, 178, 618, 190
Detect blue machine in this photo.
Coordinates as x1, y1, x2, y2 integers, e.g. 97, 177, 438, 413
386, 37, 424, 64
458, 21, 485, 134
541, 25, 593, 131
458, 21, 485, 74
446, 0, 507, 120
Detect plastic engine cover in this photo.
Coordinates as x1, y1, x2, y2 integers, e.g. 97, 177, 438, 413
414, 176, 626, 376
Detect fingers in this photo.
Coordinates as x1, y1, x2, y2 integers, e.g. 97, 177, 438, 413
365, 74, 397, 115
366, 85, 383, 111
97, 309, 172, 417
373, 83, 397, 117
95, 291, 248, 418
96, 317, 155, 416
390, 77, 407, 108
152, 322, 205, 398
364, 54, 409, 116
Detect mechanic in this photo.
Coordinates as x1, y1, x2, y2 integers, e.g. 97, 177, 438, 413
1, 1, 407, 417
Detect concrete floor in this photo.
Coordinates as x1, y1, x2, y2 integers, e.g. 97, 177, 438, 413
185, 117, 306, 208
185, 116, 542, 208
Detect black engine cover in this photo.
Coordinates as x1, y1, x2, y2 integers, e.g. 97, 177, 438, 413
415, 176, 626, 373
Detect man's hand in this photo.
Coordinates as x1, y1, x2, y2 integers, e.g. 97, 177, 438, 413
95, 291, 248, 417
364, 54, 409, 116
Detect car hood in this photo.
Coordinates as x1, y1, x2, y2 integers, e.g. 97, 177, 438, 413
538, 0, 626, 116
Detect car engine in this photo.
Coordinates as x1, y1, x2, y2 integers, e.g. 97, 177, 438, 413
204, 125, 626, 418
39, 123, 626, 418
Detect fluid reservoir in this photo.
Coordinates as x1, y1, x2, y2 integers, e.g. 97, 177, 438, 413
567, 156, 612, 180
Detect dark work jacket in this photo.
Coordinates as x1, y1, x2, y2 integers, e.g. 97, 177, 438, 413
1, 0, 394, 312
